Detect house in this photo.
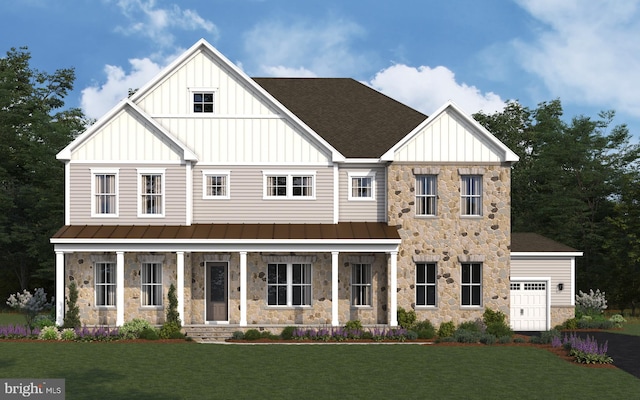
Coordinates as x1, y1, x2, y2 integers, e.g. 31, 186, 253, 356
51, 39, 578, 332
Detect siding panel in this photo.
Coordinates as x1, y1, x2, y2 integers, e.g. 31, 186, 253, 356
338, 166, 386, 222
511, 258, 572, 306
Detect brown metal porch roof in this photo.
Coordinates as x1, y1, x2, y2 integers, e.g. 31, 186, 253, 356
52, 222, 401, 241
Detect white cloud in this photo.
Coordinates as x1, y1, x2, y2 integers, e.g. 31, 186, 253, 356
368, 64, 506, 116
243, 16, 371, 77
113, 0, 218, 47
513, 0, 640, 117
81, 58, 162, 119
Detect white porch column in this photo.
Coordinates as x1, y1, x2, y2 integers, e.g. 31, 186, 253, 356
176, 252, 185, 324
389, 251, 398, 327
331, 251, 339, 326
116, 251, 125, 326
55, 251, 65, 326
240, 251, 247, 326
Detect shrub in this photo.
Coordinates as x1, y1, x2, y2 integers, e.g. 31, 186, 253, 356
63, 282, 82, 329
38, 326, 60, 340
538, 329, 561, 344
120, 319, 154, 339
486, 321, 513, 338
344, 320, 363, 331
497, 335, 512, 344
458, 320, 481, 332
437, 321, 456, 338
513, 337, 526, 343
483, 308, 506, 325
555, 332, 613, 364
33, 315, 56, 330
6, 288, 52, 332
159, 321, 184, 339
280, 326, 295, 340
575, 289, 607, 317
166, 284, 181, 326
609, 314, 626, 328
479, 333, 497, 345
414, 320, 436, 339
60, 328, 76, 341
561, 318, 578, 330
139, 327, 160, 340
397, 307, 417, 330
231, 331, 244, 340
405, 330, 418, 340
453, 329, 481, 343
576, 318, 614, 330
243, 329, 262, 341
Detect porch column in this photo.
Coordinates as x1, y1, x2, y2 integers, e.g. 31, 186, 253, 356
389, 251, 398, 327
55, 251, 65, 326
116, 251, 125, 326
331, 251, 339, 326
176, 252, 185, 324
240, 251, 247, 326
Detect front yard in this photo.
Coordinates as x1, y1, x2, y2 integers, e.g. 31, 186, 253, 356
1, 341, 639, 399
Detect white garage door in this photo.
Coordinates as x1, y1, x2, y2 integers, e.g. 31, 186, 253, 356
510, 281, 548, 331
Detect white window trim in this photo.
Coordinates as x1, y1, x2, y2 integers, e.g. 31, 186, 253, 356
262, 170, 316, 199
137, 168, 166, 218
351, 263, 372, 307
415, 174, 437, 217
141, 262, 163, 307
415, 262, 438, 307
95, 262, 116, 308
461, 262, 483, 307
202, 170, 230, 199
266, 263, 313, 307
460, 175, 483, 217
348, 171, 376, 201
90, 168, 119, 218
189, 87, 217, 114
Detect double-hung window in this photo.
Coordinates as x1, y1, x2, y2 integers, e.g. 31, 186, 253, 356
141, 263, 162, 307
91, 169, 118, 216
461, 175, 482, 216
461, 263, 482, 306
267, 263, 312, 306
202, 170, 230, 199
351, 264, 372, 306
416, 263, 437, 306
348, 172, 375, 200
416, 175, 437, 216
263, 171, 315, 199
138, 169, 165, 217
95, 262, 116, 307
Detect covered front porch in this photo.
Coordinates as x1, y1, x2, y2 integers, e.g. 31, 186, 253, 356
51, 223, 401, 328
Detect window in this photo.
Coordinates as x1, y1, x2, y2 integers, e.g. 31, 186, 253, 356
351, 264, 372, 306
416, 175, 437, 216
263, 171, 315, 199
348, 172, 375, 200
138, 169, 164, 216
193, 92, 214, 113
202, 170, 230, 199
267, 263, 312, 306
95, 262, 116, 307
416, 263, 437, 306
141, 263, 162, 306
92, 170, 118, 216
461, 263, 482, 306
461, 175, 482, 216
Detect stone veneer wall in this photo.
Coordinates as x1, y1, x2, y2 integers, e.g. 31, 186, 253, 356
387, 163, 512, 327
551, 306, 575, 328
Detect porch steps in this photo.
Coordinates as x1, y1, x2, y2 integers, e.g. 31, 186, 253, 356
183, 326, 240, 342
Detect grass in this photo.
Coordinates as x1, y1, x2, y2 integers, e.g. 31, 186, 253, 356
612, 317, 640, 337
0, 311, 27, 326
0, 342, 639, 399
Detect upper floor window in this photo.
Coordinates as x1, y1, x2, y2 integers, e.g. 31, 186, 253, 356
416, 262, 437, 306
263, 171, 315, 199
193, 92, 214, 113
416, 175, 437, 216
202, 170, 230, 199
461, 175, 482, 216
91, 169, 118, 217
138, 169, 165, 217
348, 172, 375, 200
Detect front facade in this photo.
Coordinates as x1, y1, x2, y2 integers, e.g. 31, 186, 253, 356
52, 39, 529, 329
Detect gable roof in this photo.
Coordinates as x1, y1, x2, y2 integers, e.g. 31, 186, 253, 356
253, 78, 427, 158
511, 232, 581, 254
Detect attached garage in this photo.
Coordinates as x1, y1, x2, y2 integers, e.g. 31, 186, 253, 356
510, 233, 583, 331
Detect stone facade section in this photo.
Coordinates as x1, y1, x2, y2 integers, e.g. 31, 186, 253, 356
551, 306, 575, 328
388, 163, 512, 327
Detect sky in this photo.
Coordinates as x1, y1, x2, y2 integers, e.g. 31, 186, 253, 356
2, 0, 640, 139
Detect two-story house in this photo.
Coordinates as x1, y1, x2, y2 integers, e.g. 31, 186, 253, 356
51, 39, 580, 332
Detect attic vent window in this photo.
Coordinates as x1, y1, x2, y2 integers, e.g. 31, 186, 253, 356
193, 92, 214, 113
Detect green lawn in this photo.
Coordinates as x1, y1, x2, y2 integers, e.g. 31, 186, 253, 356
0, 312, 27, 326
613, 318, 640, 336
0, 342, 638, 400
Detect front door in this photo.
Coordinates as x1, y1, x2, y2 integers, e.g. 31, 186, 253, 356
206, 262, 228, 322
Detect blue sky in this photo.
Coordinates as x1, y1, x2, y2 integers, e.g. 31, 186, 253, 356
2, 0, 640, 138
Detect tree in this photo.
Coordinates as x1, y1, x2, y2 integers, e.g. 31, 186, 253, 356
63, 281, 81, 329
0, 47, 86, 298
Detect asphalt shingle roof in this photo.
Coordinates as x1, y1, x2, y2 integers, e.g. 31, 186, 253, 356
511, 232, 580, 253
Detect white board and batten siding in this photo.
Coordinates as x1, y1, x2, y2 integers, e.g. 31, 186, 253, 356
192, 166, 334, 224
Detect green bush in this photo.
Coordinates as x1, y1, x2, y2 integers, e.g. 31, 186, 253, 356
458, 320, 481, 332
513, 337, 526, 343
609, 314, 626, 328
344, 320, 363, 331
453, 329, 481, 343
231, 331, 244, 340
405, 330, 418, 340
397, 307, 417, 330
280, 326, 295, 340
561, 318, 579, 330
486, 321, 513, 338
120, 318, 154, 339
60, 328, 76, 341
483, 308, 506, 325
139, 327, 160, 340
414, 320, 436, 339
479, 333, 497, 345
437, 321, 456, 338
576, 319, 614, 330
33, 314, 56, 330
497, 335, 512, 344
538, 329, 560, 344
38, 326, 60, 340
159, 321, 184, 339
63, 281, 82, 329
243, 329, 262, 341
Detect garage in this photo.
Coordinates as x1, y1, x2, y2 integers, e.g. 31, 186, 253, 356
510, 280, 549, 331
